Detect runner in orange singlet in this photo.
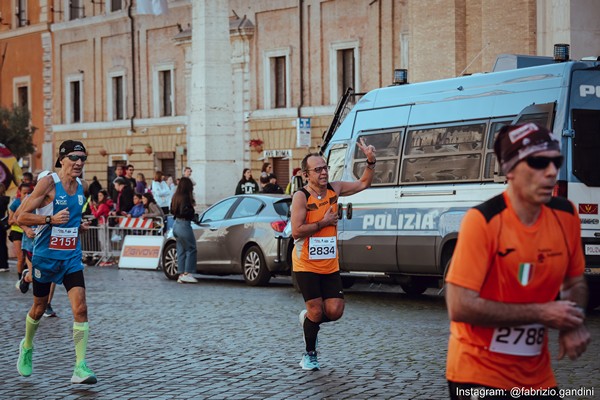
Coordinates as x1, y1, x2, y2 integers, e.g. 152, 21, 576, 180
292, 139, 376, 371
445, 123, 590, 400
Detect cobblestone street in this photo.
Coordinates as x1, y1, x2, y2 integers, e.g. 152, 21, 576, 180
1, 266, 598, 399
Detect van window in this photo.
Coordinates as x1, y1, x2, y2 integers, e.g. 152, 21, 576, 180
327, 144, 348, 181
401, 123, 486, 183
483, 119, 513, 179
353, 130, 402, 185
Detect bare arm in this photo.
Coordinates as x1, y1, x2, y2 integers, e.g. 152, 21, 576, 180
290, 190, 339, 240
445, 282, 585, 330
332, 137, 376, 196
557, 275, 591, 360
16, 176, 60, 227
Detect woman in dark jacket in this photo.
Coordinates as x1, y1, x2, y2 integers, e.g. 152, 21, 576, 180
0, 183, 10, 271
170, 177, 198, 283
234, 168, 259, 195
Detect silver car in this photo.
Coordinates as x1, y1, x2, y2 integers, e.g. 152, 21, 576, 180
161, 194, 293, 286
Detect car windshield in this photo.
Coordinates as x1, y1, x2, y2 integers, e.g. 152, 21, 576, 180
273, 199, 291, 217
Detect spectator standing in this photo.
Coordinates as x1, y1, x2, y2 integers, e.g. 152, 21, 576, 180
88, 176, 102, 202
8, 183, 33, 280
183, 166, 196, 186
0, 183, 9, 272
286, 167, 305, 195
16, 173, 33, 199
262, 174, 284, 194
135, 173, 147, 194
110, 177, 134, 217
126, 193, 145, 218
445, 123, 590, 399
170, 177, 197, 283
124, 165, 136, 191
151, 171, 171, 215
235, 168, 260, 195
89, 189, 113, 267
259, 162, 272, 190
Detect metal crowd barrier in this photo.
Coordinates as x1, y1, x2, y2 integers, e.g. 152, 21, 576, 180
80, 216, 165, 265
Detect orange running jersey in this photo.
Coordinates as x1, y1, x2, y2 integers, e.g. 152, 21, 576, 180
446, 192, 584, 389
292, 184, 339, 274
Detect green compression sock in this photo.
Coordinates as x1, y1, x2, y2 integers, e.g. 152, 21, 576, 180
24, 314, 40, 349
73, 322, 89, 364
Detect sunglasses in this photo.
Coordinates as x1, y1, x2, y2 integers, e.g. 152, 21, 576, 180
65, 155, 88, 162
307, 166, 329, 174
525, 156, 563, 170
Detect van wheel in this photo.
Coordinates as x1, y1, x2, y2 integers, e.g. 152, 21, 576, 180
400, 278, 428, 296
243, 246, 271, 286
162, 241, 179, 280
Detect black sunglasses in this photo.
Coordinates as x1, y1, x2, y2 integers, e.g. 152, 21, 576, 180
525, 156, 563, 170
65, 154, 88, 162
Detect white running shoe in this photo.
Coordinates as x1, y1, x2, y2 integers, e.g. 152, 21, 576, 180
177, 273, 198, 283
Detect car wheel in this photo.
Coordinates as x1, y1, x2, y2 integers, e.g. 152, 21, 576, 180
400, 278, 428, 296
162, 241, 178, 280
243, 245, 271, 286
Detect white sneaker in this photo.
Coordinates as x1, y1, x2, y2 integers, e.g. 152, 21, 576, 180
177, 273, 198, 283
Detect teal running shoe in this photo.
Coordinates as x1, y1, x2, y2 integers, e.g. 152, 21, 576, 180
299, 351, 320, 371
71, 361, 97, 384
17, 338, 33, 377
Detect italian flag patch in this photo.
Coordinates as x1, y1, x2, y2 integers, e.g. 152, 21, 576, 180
518, 263, 534, 286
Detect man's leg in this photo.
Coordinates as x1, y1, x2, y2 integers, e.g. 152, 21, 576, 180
17, 281, 51, 377
64, 271, 96, 384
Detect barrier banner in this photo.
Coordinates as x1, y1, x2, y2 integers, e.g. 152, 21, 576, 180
118, 235, 165, 270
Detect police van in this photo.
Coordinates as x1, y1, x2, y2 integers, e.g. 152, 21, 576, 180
322, 47, 600, 308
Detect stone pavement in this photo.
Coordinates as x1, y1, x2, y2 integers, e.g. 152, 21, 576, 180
0, 266, 598, 399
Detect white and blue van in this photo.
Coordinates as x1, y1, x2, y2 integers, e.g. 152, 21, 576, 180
322, 49, 600, 308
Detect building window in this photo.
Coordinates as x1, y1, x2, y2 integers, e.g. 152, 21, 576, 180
329, 40, 360, 104
69, 0, 84, 20
273, 57, 286, 108
263, 48, 291, 110
13, 76, 31, 110
108, 73, 126, 121
66, 74, 83, 124
160, 70, 172, 117
339, 49, 355, 97
400, 33, 409, 70
153, 64, 175, 117
110, 0, 122, 12
16, 0, 28, 27
17, 86, 28, 108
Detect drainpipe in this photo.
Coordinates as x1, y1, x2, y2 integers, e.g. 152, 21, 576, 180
297, 0, 303, 118
127, 1, 137, 133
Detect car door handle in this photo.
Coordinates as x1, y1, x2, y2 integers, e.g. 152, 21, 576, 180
209, 227, 218, 231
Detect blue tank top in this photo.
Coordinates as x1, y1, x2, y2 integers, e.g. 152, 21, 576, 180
34, 173, 84, 259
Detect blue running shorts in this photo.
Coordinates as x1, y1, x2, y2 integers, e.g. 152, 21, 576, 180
32, 253, 84, 285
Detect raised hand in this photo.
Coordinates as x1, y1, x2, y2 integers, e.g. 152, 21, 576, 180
356, 137, 376, 162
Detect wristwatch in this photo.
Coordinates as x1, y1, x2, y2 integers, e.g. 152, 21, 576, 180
366, 159, 377, 165
45, 216, 52, 225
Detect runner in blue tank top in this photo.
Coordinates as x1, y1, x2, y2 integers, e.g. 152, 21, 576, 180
15, 140, 97, 384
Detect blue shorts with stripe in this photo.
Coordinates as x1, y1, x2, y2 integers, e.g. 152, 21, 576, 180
32, 253, 84, 285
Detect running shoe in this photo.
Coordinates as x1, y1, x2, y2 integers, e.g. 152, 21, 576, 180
177, 273, 198, 283
299, 351, 320, 371
17, 338, 33, 377
0, 267, 9, 272
71, 361, 97, 384
43, 304, 57, 318
17, 269, 30, 294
